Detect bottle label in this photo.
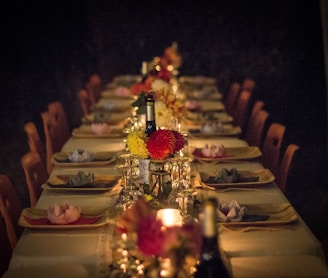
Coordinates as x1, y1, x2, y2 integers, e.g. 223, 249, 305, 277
139, 158, 150, 185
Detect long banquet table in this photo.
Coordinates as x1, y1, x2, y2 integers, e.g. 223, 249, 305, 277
4, 77, 328, 277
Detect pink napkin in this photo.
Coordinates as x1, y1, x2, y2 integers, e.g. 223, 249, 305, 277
47, 202, 81, 224
201, 144, 225, 157
114, 86, 131, 96
91, 123, 111, 134
185, 100, 201, 111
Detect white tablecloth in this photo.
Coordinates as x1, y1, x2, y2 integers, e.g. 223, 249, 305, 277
6, 131, 328, 278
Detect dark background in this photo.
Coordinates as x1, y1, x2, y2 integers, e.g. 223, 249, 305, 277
1, 0, 327, 240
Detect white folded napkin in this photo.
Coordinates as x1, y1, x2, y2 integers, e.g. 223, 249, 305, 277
91, 123, 111, 134
217, 200, 245, 222
47, 201, 81, 224
69, 149, 94, 162
202, 122, 224, 133
201, 144, 225, 157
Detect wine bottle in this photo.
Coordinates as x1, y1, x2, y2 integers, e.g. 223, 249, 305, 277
145, 92, 157, 137
194, 198, 231, 278
141, 61, 148, 81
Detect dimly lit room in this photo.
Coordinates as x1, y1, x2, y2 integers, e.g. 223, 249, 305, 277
1, 0, 327, 277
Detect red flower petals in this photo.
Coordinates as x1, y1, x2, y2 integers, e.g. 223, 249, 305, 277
147, 129, 176, 160
172, 130, 185, 152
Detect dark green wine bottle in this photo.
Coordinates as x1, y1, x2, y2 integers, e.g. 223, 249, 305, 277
145, 92, 156, 137
194, 198, 231, 278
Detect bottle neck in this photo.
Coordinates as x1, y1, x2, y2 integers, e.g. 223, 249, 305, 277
202, 201, 218, 238
145, 94, 156, 122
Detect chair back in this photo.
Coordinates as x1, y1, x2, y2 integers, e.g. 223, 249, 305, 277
78, 89, 93, 116
261, 123, 286, 176
0, 175, 22, 249
224, 81, 241, 116
241, 77, 256, 92
233, 90, 252, 132
245, 110, 269, 147
250, 100, 265, 118
86, 73, 102, 103
41, 110, 68, 174
0, 219, 12, 276
21, 152, 48, 207
47, 101, 70, 143
276, 144, 300, 192
23, 121, 46, 164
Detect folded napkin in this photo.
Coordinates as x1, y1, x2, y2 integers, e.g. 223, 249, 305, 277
217, 200, 245, 222
215, 168, 240, 183
185, 100, 201, 111
68, 171, 94, 187
91, 123, 111, 134
47, 201, 81, 224
201, 144, 225, 157
202, 122, 224, 133
114, 86, 131, 96
69, 149, 94, 162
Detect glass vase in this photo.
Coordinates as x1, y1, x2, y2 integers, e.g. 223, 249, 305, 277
149, 159, 173, 205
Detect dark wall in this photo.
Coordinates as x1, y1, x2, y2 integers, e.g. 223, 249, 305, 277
0, 1, 327, 208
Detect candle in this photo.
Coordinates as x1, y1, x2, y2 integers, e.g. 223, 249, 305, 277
157, 208, 183, 227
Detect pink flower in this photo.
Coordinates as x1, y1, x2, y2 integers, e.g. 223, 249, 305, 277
137, 215, 165, 256
116, 198, 156, 233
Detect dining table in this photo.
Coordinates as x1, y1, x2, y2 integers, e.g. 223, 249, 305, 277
4, 74, 328, 278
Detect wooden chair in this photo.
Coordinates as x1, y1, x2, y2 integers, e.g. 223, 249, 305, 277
245, 109, 269, 147
78, 89, 93, 116
47, 101, 70, 144
0, 219, 12, 277
224, 81, 241, 116
241, 77, 256, 92
232, 90, 252, 133
276, 144, 300, 193
250, 100, 265, 119
87, 73, 102, 103
261, 123, 286, 177
21, 152, 48, 207
0, 175, 22, 249
41, 110, 68, 174
23, 121, 46, 164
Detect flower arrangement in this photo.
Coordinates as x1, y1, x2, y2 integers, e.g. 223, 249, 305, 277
116, 197, 202, 275
131, 79, 187, 127
126, 129, 185, 160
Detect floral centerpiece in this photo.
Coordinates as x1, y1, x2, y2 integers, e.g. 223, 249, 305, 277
126, 128, 185, 160
115, 197, 202, 277
131, 79, 187, 129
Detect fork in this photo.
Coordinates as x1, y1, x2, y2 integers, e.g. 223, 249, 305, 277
220, 225, 295, 233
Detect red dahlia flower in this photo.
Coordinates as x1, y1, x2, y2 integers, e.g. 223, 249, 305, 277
172, 130, 185, 152
147, 129, 175, 160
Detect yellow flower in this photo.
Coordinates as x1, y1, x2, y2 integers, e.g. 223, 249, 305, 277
126, 130, 149, 158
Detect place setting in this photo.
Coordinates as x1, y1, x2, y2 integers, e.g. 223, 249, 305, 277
18, 201, 109, 230
72, 123, 126, 138
191, 143, 262, 164
213, 199, 298, 230
51, 149, 117, 167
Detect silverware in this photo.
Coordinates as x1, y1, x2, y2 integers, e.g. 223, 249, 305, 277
220, 225, 295, 233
